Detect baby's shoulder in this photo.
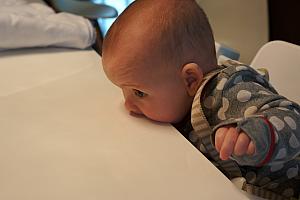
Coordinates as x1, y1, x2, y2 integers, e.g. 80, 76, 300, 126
219, 60, 261, 78
215, 59, 272, 92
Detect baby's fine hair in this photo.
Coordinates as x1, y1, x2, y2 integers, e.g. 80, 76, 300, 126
103, 0, 216, 72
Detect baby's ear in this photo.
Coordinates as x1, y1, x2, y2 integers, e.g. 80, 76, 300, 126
181, 63, 203, 97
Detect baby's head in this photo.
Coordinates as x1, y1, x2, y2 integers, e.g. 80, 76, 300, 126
102, 0, 217, 123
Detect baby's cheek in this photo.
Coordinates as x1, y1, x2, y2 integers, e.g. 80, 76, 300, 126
144, 108, 174, 123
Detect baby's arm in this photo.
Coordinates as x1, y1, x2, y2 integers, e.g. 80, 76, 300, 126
211, 66, 300, 167
214, 101, 300, 167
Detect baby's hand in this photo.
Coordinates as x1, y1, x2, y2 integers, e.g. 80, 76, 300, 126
215, 126, 256, 160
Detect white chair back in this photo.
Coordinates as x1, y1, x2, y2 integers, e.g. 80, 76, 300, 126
251, 41, 300, 104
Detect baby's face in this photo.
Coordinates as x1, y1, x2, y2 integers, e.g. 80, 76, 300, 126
102, 53, 193, 123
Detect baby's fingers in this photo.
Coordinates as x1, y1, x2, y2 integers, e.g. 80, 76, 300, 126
215, 127, 228, 152
247, 141, 256, 155
233, 132, 251, 156
219, 127, 238, 160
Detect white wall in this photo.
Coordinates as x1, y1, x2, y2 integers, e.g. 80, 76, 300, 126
196, 0, 269, 64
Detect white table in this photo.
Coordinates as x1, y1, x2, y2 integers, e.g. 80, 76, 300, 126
0, 48, 252, 200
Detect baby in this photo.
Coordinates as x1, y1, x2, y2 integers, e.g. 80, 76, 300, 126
102, 0, 300, 199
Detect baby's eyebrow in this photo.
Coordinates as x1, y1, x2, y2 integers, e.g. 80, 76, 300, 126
120, 83, 141, 88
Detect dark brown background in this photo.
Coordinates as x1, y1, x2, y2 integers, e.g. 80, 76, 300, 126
268, 0, 300, 45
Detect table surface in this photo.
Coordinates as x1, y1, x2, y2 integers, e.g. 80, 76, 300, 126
0, 48, 254, 200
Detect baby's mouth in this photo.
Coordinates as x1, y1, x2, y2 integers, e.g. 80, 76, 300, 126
129, 111, 145, 118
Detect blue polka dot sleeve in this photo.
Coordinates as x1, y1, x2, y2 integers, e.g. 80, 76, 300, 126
205, 65, 300, 167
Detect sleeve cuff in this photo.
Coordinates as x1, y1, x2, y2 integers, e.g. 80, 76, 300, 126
233, 116, 275, 166
212, 116, 275, 166
256, 117, 276, 167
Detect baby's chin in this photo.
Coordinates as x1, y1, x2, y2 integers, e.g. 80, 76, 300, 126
150, 115, 187, 124
129, 110, 188, 124
129, 112, 169, 123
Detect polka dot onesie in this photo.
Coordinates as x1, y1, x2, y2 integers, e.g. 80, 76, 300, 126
187, 61, 300, 199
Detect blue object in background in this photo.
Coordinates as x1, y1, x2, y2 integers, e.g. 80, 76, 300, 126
93, 0, 134, 36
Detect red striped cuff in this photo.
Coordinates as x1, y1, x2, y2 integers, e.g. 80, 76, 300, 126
257, 117, 276, 167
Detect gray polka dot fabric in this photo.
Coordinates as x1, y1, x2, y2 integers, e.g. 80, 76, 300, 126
191, 60, 300, 199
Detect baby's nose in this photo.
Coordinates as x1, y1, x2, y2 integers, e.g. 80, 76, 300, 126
124, 99, 142, 115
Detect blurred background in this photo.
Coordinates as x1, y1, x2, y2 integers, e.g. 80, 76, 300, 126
94, 0, 134, 36
95, 0, 299, 64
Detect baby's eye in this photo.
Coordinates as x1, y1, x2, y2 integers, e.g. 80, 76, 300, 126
133, 89, 147, 98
